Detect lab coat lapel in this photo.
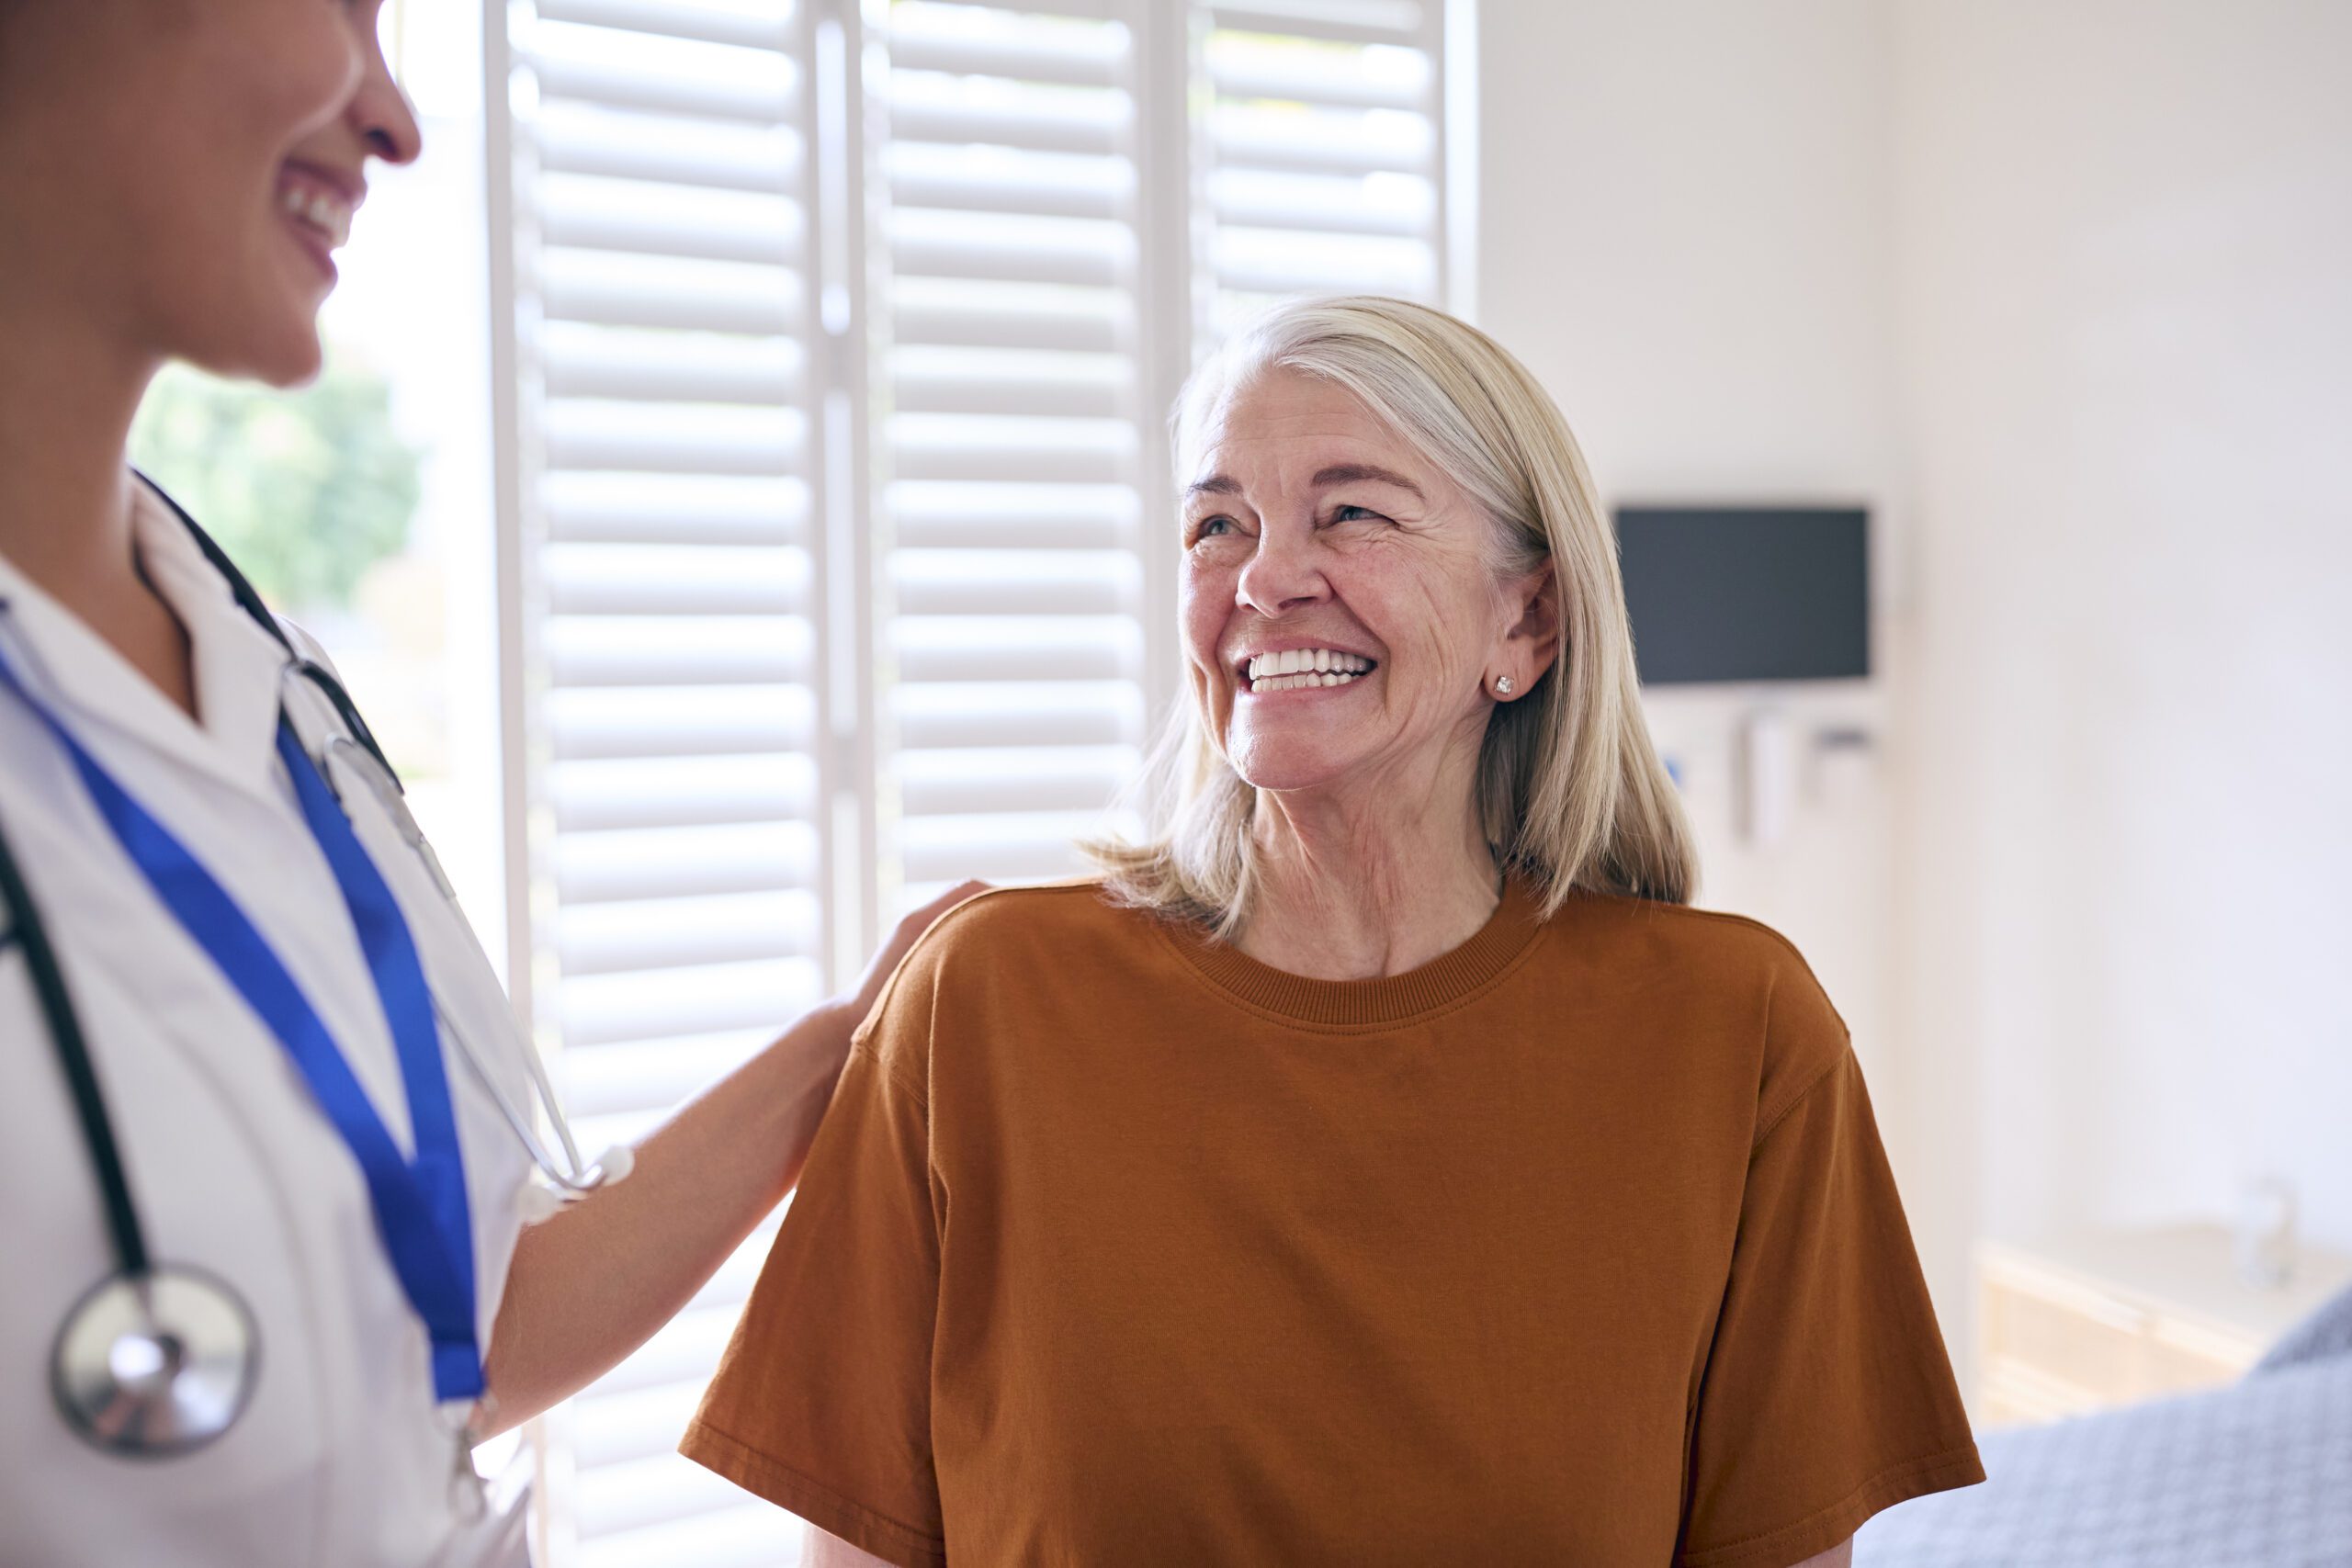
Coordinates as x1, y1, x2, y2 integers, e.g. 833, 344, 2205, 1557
132, 482, 297, 798
0, 483, 290, 803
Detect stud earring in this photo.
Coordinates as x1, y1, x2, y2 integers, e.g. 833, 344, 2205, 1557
1494, 675, 1515, 696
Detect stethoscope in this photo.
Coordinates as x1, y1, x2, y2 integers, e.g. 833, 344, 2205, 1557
0, 479, 627, 1459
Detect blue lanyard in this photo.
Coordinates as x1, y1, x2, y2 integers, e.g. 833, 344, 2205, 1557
0, 644, 482, 1404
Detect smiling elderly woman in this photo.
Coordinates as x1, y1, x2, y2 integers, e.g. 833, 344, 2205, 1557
680, 298, 1984, 1567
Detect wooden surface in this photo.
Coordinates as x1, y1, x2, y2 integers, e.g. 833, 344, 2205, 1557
1975, 1224, 2352, 1427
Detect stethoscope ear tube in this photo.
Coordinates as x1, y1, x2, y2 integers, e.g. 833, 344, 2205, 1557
0, 812, 148, 1280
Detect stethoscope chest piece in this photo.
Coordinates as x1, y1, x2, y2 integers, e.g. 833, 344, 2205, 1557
51, 1265, 258, 1458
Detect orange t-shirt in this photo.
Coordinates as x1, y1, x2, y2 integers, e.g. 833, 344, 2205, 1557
682, 880, 1984, 1566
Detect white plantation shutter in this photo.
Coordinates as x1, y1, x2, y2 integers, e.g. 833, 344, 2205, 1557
1193, 0, 1452, 340
878, 0, 1162, 904
486, 0, 1462, 1560
488, 1, 832, 1564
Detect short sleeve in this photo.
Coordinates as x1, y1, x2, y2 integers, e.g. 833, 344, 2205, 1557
680, 1032, 948, 1568
1677, 1045, 1985, 1567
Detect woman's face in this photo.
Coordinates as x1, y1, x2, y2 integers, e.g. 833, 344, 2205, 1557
1180, 368, 1555, 801
0, 0, 419, 385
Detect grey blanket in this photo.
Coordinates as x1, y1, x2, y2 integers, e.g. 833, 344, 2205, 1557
1856, 1355, 2352, 1566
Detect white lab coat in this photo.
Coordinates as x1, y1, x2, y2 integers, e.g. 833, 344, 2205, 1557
0, 485, 535, 1567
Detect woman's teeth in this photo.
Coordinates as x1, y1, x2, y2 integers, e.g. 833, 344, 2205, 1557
1246, 648, 1374, 693
280, 183, 352, 247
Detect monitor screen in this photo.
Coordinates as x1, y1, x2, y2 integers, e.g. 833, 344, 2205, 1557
1614, 506, 1870, 685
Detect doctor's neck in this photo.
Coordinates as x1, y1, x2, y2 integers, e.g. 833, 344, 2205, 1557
0, 297, 170, 615
0, 286, 197, 718
0, 291, 164, 621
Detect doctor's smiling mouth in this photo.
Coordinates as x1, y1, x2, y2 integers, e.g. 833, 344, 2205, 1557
275, 157, 365, 289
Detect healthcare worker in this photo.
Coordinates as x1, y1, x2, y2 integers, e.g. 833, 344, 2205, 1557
0, 3, 978, 1563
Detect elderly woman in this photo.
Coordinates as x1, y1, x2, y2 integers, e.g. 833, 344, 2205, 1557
681, 298, 1984, 1566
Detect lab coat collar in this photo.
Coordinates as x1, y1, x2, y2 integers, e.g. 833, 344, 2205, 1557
0, 476, 293, 800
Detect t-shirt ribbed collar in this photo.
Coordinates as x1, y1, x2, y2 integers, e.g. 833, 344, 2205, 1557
1159, 875, 1546, 1028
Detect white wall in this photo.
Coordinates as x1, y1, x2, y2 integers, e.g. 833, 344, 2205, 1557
1475, 0, 1909, 1099
1476, 0, 2352, 1361
1892, 0, 2352, 1268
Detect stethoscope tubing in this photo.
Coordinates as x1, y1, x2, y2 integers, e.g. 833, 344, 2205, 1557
0, 807, 151, 1280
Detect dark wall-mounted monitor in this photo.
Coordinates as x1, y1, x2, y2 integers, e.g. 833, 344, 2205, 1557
1614, 505, 1870, 685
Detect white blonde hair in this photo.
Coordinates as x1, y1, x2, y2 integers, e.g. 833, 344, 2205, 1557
1085, 296, 1695, 931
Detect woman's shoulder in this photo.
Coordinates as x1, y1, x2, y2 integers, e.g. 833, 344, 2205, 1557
1550, 894, 1852, 1130
873, 878, 1148, 999
910, 877, 1136, 953
851, 880, 1155, 1077
1554, 891, 1828, 990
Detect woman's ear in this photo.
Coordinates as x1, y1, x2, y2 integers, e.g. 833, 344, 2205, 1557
1503, 559, 1562, 682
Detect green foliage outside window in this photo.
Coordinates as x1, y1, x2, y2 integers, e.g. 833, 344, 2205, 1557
130, 355, 422, 613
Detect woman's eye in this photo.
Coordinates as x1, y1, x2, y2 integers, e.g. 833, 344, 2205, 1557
1331, 503, 1386, 524
1190, 515, 1237, 543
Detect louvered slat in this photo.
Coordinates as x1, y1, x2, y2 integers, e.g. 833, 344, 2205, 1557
537, 256, 805, 335
888, 21, 1121, 85
537, 0, 796, 51
1204, 52, 1429, 113
1206, 166, 1433, 238
546, 686, 817, 763
889, 152, 1130, 219
548, 754, 819, 834
537, 175, 808, 265
888, 479, 1136, 549
896, 744, 1137, 814
893, 362, 1131, 418
891, 615, 1140, 682
892, 281, 1132, 352
1193, 1, 1449, 336
1208, 0, 1428, 48
541, 473, 808, 547
556, 956, 821, 1046
543, 617, 814, 688
535, 106, 804, 196
887, 91, 1129, 157
888, 413, 1136, 484
530, 52, 800, 123
558, 889, 820, 977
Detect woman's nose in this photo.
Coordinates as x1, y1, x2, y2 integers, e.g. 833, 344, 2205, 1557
356, 50, 424, 166
1234, 524, 1329, 617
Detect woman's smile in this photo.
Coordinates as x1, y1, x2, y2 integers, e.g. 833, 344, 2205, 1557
1237, 645, 1380, 696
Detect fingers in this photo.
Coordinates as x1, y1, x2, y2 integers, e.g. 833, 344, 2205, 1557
835, 880, 995, 1021
899, 878, 990, 933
